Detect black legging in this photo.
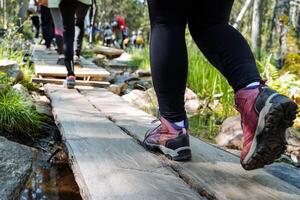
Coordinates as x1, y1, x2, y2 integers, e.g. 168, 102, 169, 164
60, 0, 90, 76
148, 0, 262, 122
31, 15, 40, 39
40, 6, 53, 48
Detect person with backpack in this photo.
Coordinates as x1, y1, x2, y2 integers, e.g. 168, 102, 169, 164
143, 0, 298, 170
103, 23, 113, 47
28, 0, 40, 40
47, 0, 65, 65
38, 0, 54, 54
59, 0, 92, 89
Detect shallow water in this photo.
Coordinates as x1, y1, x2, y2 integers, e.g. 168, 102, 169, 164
19, 150, 82, 200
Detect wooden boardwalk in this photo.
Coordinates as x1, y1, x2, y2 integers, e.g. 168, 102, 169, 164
35, 45, 300, 200
32, 45, 110, 86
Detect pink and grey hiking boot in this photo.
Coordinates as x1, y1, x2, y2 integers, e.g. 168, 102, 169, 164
235, 84, 298, 170
143, 116, 192, 161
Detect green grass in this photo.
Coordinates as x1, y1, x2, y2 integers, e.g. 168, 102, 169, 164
187, 43, 236, 141
0, 25, 43, 140
129, 47, 150, 70
0, 87, 43, 140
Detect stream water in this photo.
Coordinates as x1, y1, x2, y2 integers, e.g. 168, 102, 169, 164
19, 148, 82, 200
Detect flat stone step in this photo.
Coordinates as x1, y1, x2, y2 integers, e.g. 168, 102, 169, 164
78, 87, 300, 200
45, 85, 203, 200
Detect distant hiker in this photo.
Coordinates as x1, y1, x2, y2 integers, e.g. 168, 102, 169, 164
28, 0, 40, 40
111, 16, 127, 49
59, 0, 92, 89
38, 0, 54, 54
136, 30, 144, 49
103, 23, 113, 47
48, 0, 65, 65
143, 0, 298, 171
131, 31, 137, 47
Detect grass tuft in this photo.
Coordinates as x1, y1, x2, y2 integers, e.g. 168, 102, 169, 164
0, 87, 43, 140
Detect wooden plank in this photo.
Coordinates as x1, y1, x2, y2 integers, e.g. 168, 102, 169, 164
35, 65, 110, 78
32, 44, 109, 75
79, 87, 300, 200
44, 85, 203, 200
32, 78, 110, 88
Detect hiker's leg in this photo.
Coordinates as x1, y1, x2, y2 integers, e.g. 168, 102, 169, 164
50, 8, 64, 55
148, 0, 189, 122
75, 2, 90, 57
60, 0, 76, 76
188, 0, 261, 92
31, 16, 40, 39
144, 0, 192, 161
188, 0, 298, 170
40, 5, 53, 48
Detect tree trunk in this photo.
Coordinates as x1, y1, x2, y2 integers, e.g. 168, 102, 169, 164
274, 0, 291, 68
266, 1, 277, 50
290, 0, 300, 39
251, 0, 263, 58
233, 0, 253, 29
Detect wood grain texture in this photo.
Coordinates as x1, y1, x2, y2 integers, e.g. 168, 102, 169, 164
79, 87, 300, 200
32, 78, 110, 88
34, 65, 110, 78
45, 85, 203, 200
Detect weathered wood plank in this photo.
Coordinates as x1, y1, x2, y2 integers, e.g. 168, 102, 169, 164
45, 85, 203, 200
32, 78, 110, 88
35, 65, 110, 79
32, 45, 110, 79
79, 87, 300, 200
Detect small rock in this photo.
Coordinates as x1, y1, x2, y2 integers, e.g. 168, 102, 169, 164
185, 88, 198, 101
134, 69, 151, 77
113, 52, 132, 63
108, 84, 127, 95
13, 83, 31, 98
31, 93, 52, 116
287, 135, 300, 147
95, 46, 124, 59
0, 137, 35, 200
215, 115, 243, 150
291, 151, 300, 167
122, 89, 158, 116
96, 54, 106, 59
122, 87, 201, 117
0, 60, 24, 81
92, 56, 109, 67
115, 73, 139, 84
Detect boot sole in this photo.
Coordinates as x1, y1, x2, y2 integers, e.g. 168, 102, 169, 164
242, 94, 298, 170
144, 140, 192, 161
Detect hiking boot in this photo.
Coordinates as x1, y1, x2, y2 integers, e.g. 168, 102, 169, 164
143, 116, 192, 161
235, 85, 298, 170
64, 75, 76, 89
